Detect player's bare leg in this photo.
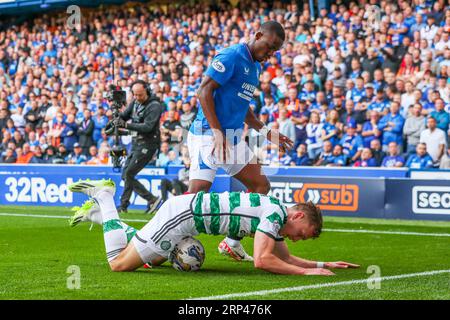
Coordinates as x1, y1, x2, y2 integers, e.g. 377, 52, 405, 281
232, 161, 270, 194
109, 242, 167, 272
69, 179, 164, 271
109, 242, 145, 272
187, 179, 212, 193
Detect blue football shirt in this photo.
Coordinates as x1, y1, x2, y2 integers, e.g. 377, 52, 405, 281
190, 44, 262, 141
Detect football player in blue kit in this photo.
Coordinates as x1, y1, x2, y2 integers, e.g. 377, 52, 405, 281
187, 21, 294, 261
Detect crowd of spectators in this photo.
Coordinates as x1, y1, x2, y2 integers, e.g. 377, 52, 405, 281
0, 0, 449, 170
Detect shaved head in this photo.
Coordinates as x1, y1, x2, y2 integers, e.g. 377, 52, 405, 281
260, 21, 286, 42
249, 21, 285, 62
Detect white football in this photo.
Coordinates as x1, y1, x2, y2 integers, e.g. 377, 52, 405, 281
169, 236, 205, 272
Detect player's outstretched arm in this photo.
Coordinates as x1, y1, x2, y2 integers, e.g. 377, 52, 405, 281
253, 231, 334, 276
274, 241, 360, 270
273, 240, 319, 269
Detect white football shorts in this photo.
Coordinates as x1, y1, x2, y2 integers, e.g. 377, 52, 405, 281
187, 132, 254, 182
131, 194, 197, 263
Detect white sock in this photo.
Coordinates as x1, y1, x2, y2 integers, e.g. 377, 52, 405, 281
95, 190, 127, 262
225, 237, 240, 247
89, 206, 103, 225
120, 221, 138, 243
95, 190, 120, 222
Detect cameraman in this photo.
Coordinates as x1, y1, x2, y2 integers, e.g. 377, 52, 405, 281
114, 80, 163, 214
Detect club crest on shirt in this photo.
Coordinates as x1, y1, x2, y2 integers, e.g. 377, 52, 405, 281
244, 67, 249, 75
212, 60, 225, 72
160, 240, 172, 251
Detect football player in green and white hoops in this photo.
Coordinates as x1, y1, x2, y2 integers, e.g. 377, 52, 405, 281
68, 179, 359, 275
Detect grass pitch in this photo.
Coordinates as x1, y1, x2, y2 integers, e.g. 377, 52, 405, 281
1, 205, 449, 300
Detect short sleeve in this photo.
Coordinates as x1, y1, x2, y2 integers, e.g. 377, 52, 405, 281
205, 50, 236, 86
439, 131, 447, 146
419, 131, 425, 143
256, 210, 285, 241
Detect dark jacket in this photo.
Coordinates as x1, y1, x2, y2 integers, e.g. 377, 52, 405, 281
77, 118, 94, 149
31, 154, 47, 164
362, 57, 382, 80
120, 95, 163, 148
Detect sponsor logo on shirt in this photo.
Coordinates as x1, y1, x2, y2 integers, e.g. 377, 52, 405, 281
412, 186, 450, 215
244, 67, 249, 75
238, 82, 257, 101
212, 60, 225, 72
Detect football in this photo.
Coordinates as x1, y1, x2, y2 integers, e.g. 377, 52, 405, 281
169, 237, 205, 272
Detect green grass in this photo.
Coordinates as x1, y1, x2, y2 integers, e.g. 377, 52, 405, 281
1, 205, 449, 300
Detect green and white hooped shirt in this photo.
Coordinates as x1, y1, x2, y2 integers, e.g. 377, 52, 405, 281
189, 191, 288, 241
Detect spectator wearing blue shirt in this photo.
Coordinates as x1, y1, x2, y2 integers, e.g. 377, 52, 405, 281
368, 89, 390, 115
381, 142, 405, 167
405, 143, 434, 169
348, 77, 366, 104
299, 80, 317, 103
166, 150, 182, 166
409, 13, 426, 37
430, 98, 449, 133
155, 142, 170, 167
290, 143, 311, 166
92, 106, 109, 142
361, 110, 382, 148
66, 143, 87, 165
358, 83, 376, 112
259, 95, 277, 123
339, 120, 364, 164
96, 128, 114, 149
314, 140, 335, 166
258, 80, 282, 106
378, 102, 405, 152
60, 114, 78, 152
389, 13, 409, 47
310, 91, 328, 111
353, 148, 377, 167
328, 144, 347, 166
372, 70, 387, 91
278, 149, 292, 166
321, 109, 340, 146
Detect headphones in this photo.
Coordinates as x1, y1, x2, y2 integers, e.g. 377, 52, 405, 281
130, 79, 152, 98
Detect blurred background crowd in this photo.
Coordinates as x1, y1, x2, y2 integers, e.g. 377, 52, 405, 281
0, 0, 449, 169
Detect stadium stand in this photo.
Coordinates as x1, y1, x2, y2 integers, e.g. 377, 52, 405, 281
0, 0, 449, 168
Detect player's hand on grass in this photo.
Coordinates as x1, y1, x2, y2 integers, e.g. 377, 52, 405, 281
267, 129, 294, 153
303, 268, 335, 276
325, 261, 360, 269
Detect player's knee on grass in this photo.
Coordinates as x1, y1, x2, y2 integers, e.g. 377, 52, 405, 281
109, 259, 136, 272
109, 243, 144, 272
